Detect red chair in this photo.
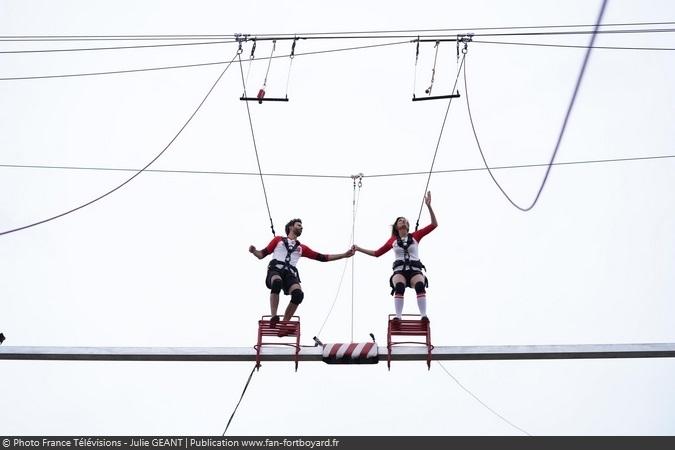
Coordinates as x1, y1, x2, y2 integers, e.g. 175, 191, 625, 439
386, 314, 433, 370
254, 315, 301, 371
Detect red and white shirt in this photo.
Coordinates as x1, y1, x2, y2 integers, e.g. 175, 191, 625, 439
261, 236, 327, 269
372, 223, 437, 264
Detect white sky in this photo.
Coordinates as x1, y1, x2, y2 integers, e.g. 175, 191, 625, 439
1, 0, 674, 436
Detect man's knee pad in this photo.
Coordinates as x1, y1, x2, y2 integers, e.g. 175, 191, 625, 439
270, 278, 282, 294
394, 282, 406, 296
290, 289, 304, 305
414, 281, 426, 295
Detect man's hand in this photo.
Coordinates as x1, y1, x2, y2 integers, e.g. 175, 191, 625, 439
249, 245, 263, 259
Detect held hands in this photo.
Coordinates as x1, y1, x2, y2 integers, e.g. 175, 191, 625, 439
344, 247, 355, 258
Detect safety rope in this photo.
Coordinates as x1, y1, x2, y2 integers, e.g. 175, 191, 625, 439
221, 364, 257, 435
237, 51, 276, 235
463, 0, 608, 212
414, 50, 466, 231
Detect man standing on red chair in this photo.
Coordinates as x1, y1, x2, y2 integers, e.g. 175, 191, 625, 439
249, 218, 354, 326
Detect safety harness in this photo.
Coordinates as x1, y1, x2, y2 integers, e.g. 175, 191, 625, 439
392, 234, 426, 271
268, 237, 302, 279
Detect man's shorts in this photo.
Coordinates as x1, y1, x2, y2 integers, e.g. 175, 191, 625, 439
266, 267, 300, 295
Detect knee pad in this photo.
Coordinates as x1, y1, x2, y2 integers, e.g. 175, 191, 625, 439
394, 282, 406, 296
290, 289, 304, 305
270, 278, 282, 294
414, 281, 426, 295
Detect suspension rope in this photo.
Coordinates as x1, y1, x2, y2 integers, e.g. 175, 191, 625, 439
463, 0, 609, 212
284, 37, 298, 98
262, 40, 276, 89
238, 52, 276, 235
437, 362, 531, 436
412, 37, 420, 98
425, 41, 440, 95
0, 50, 240, 237
221, 364, 257, 436
350, 173, 363, 342
414, 51, 466, 231
314, 175, 362, 340
244, 39, 256, 90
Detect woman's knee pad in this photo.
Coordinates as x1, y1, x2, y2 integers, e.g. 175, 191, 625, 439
414, 281, 426, 294
394, 282, 406, 296
290, 289, 304, 305
270, 278, 283, 294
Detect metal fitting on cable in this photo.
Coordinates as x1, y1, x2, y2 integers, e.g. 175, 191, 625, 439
250, 38, 257, 59
234, 33, 249, 54
456, 33, 473, 56
290, 36, 298, 59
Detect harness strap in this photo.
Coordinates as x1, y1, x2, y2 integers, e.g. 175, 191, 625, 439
268, 238, 301, 276
392, 259, 426, 271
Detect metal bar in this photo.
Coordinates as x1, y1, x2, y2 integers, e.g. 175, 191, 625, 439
1, 343, 674, 362
413, 93, 460, 101
239, 97, 289, 102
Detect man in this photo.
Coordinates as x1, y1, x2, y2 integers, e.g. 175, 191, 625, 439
249, 218, 354, 324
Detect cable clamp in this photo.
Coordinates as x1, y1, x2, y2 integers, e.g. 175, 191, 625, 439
457, 33, 473, 55
234, 33, 249, 54
351, 173, 364, 188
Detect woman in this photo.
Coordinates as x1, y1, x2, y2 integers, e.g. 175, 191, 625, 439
353, 191, 437, 322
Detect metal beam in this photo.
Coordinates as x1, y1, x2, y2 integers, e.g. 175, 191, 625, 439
1, 343, 674, 362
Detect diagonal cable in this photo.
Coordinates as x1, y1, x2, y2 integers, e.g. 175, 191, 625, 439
437, 361, 531, 436
0, 50, 240, 236
222, 364, 257, 435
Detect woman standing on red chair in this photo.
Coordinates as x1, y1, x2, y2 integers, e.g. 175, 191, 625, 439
353, 191, 437, 323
